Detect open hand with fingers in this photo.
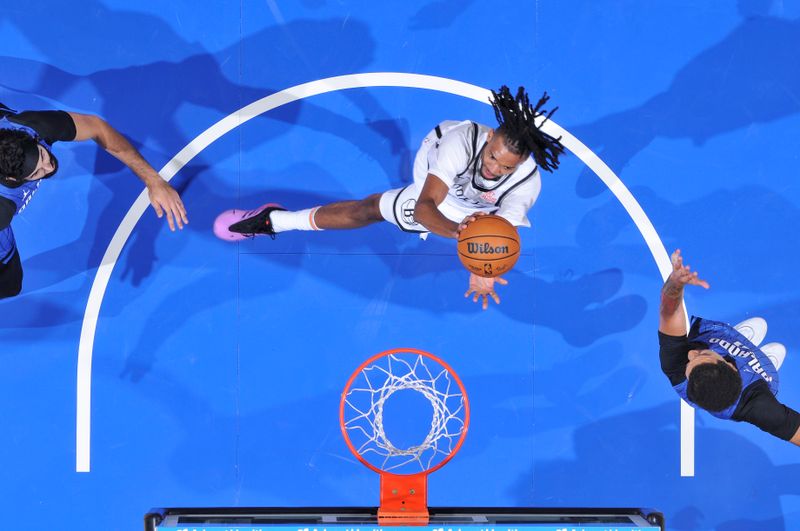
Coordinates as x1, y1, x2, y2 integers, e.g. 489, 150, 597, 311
147, 178, 189, 231
668, 249, 709, 289
465, 272, 508, 310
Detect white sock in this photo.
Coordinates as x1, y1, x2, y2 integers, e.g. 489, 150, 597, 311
270, 207, 323, 232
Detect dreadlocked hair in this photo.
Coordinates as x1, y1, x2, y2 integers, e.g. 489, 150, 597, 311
0, 129, 31, 179
490, 86, 565, 173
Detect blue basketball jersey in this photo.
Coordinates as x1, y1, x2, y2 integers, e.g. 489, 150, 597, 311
674, 316, 779, 419
0, 111, 53, 263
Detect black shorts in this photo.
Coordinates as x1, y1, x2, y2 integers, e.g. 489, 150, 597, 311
0, 249, 23, 299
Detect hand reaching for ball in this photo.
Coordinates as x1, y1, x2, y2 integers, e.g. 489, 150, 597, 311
456, 211, 489, 235
465, 273, 508, 310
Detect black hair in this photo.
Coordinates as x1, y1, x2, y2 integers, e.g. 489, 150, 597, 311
687, 360, 742, 412
0, 129, 33, 182
489, 86, 565, 172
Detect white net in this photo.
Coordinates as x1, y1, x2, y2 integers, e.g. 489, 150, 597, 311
342, 352, 468, 474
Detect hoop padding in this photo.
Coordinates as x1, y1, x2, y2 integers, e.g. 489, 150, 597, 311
340, 348, 470, 476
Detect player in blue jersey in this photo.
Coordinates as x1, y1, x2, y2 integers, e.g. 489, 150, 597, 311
214, 86, 564, 310
659, 249, 800, 444
0, 103, 187, 299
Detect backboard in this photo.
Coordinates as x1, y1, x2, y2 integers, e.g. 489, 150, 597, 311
144, 506, 665, 531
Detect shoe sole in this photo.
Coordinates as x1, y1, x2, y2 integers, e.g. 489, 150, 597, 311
734, 317, 768, 346
761, 342, 786, 371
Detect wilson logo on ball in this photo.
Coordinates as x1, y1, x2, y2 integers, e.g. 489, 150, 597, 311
456, 215, 521, 278
466, 242, 509, 255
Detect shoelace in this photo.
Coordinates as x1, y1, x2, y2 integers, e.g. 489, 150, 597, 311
238, 209, 276, 239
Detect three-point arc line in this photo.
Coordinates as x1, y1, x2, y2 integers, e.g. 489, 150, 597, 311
75, 72, 692, 475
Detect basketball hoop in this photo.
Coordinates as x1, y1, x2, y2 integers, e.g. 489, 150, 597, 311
340, 348, 470, 526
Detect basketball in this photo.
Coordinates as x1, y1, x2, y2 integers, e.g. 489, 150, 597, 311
457, 215, 520, 278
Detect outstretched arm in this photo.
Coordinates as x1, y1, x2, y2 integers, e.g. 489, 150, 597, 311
68, 112, 188, 231
659, 249, 709, 336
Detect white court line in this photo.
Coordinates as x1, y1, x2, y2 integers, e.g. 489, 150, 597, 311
76, 72, 692, 475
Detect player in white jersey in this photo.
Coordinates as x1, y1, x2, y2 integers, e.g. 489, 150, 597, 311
214, 86, 565, 309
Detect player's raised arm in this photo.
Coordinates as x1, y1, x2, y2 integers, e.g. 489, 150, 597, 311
659, 249, 710, 336
68, 112, 188, 231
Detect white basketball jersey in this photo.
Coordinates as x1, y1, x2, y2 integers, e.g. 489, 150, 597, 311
412, 120, 541, 227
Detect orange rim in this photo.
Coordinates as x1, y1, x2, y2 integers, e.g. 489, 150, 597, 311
339, 347, 470, 477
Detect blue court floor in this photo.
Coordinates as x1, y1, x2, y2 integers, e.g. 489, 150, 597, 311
3, 1, 800, 530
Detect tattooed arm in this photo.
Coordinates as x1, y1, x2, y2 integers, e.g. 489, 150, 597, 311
659, 249, 710, 336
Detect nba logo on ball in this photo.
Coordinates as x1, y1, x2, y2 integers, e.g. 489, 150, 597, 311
457, 215, 520, 278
